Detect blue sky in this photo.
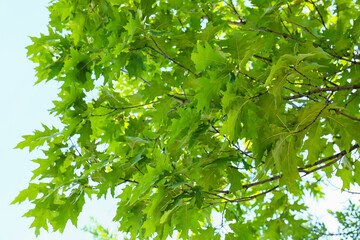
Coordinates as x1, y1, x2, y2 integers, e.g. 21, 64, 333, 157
1, 0, 359, 239
0, 1, 118, 239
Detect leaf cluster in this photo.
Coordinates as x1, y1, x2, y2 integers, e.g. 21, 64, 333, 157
14, 0, 360, 239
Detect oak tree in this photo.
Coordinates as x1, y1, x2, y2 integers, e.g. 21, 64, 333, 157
14, 0, 360, 239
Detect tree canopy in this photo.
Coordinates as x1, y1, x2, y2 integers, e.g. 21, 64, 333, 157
13, 0, 360, 239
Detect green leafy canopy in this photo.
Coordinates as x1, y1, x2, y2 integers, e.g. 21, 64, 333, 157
14, 0, 360, 239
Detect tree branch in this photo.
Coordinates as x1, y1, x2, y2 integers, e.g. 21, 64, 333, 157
101, 101, 159, 110
329, 108, 360, 122
231, 185, 279, 202
300, 144, 359, 170
242, 175, 282, 189
204, 186, 279, 205
119, 177, 139, 184
227, 1, 303, 43
292, 100, 330, 134
120, 69, 151, 86
145, 44, 199, 78
285, 19, 338, 56
283, 84, 360, 100
308, 0, 327, 30
299, 155, 341, 174
283, 86, 319, 102
240, 144, 359, 191
120, 69, 189, 103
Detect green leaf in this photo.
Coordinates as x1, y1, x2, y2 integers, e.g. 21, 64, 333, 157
273, 136, 301, 193
126, 53, 146, 78
15, 124, 61, 152
227, 167, 244, 192
191, 42, 227, 72
336, 167, 353, 190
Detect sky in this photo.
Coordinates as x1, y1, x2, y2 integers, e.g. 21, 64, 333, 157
0, 0, 359, 240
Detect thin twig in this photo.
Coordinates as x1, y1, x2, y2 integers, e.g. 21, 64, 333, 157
253, 55, 272, 65
91, 109, 117, 117
308, 0, 327, 30
227, 1, 303, 43
291, 66, 314, 84
300, 155, 341, 174
242, 144, 359, 190
135, 164, 144, 175
70, 138, 82, 156
119, 177, 139, 184
204, 186, 279, 205
121, 69, 151, 86
242, 175, 282, 189
231, 186, 279, 202
292, 100, 331, 134
344, 90, 359, 108
145, 44, 199, 78
285, 19, 337, 56
239, 71, 257, 81
227, 0, 246, 24
248, 27, 304, 43
121, 69, 189, 103
300, 144, 359, 170
101, 101, 159, 110
283, 86, 319, 102
329, 108, 360, 122
322, 64, 354, 79
283, 84, 360, 100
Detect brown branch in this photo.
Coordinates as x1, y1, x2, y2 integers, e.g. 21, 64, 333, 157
248, 27, 304, 43
204, 191, 230, 201
134, 164, 144, 175
227, 0, 246, 24
308, 0, 327, 30
70, 138, 82, 157
300, 144, 359, 170
101, 101, 159, 110
228, 21, 246, 26
91, 109, 117, 117
242, 175, 282, 189
322, 64, 354, 79
221, 202, 227, 227
292, 100, 330, 134
283, 84, 360, 100
329, 108, 360, 122
145, 44, 199, 78
204, 186, 279, 206
283, 86, 319, 102
239, 144, 359, 191
286, 79, 317, 88
300, 155, 341, 174
239, 71, 257, 81
253, 55, 272, 66
285, 19, 338, 56
120, 69, 151, 86
166, 94, 189, 103
231, 185, 279, 202
119, 177, 139, 184
121, 69, 189, 103
227, 1, 303, 43
280, 17, 292, 36
286, 19, 360, 65
344, 90, 359, 108
249, 91, 269, 100
291, 66, 314, 84
211, 125, 255, 159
